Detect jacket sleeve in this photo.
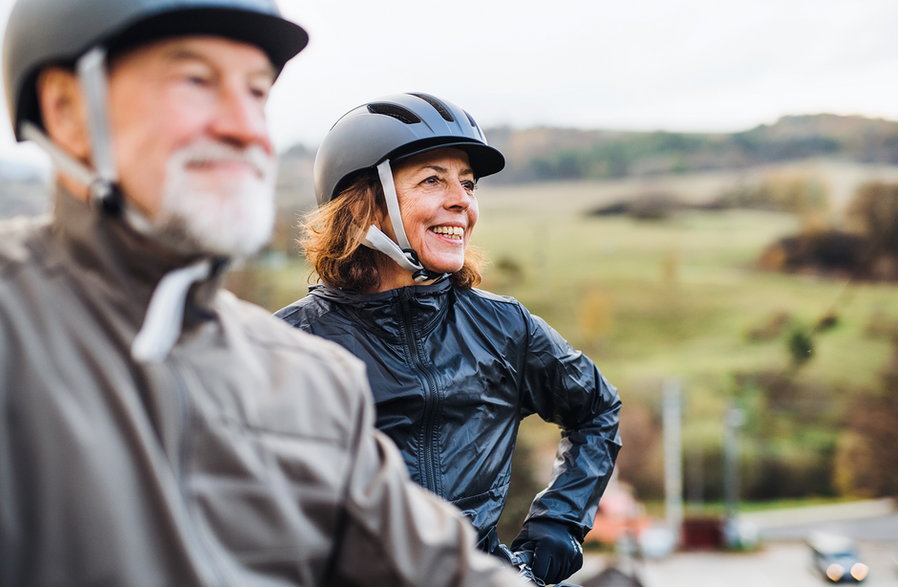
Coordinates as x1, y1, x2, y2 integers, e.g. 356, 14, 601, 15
518, 311, 622, 541
330, 361, 525, 587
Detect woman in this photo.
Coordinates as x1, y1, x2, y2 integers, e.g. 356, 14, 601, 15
276, 92, 622, 585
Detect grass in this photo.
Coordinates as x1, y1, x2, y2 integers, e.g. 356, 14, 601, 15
472, 201, 895, 396
641, 496, 863, 518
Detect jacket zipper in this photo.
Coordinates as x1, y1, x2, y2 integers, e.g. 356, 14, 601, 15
169, 359, 230, 587
399, 290, 443, 497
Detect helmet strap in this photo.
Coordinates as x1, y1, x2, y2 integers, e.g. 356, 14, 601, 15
131, 257, 214, 362
21, 46, 124, 216
376, 159, 414, 251
26, 45, 163, 231
361, 225, 424, 273
75, 46, 124, 214
372, 159, 442, 282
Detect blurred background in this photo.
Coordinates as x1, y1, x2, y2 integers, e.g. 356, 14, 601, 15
2, 0, 897, 584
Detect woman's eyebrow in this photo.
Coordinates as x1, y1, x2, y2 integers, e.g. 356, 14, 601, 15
420, 164, 474, 176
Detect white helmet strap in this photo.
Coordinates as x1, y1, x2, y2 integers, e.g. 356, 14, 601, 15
22, 121, 96, 188
358, 159, 441, 283
76, 46, 119, 206
361, 225, 423, 274
376, 159, 414, 252
23, 46, 120, 211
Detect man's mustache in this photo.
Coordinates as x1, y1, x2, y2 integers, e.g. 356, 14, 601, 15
172, 140, 275, 179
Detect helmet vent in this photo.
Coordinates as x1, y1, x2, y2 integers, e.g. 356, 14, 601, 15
367, 102, 422, 124
409, 92, 454, 122
463, 110, 483, 136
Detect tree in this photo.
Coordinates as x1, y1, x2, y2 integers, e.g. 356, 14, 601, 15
834, 332, 898, 497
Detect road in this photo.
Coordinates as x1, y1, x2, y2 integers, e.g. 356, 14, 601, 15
571, 500, 898, 587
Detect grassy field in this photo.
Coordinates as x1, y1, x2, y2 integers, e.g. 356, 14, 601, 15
474, 177, 896, 396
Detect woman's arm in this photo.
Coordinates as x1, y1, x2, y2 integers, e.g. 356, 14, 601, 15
519, 312, 622, 534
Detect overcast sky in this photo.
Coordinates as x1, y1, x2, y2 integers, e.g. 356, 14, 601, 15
2, 0, 898, 166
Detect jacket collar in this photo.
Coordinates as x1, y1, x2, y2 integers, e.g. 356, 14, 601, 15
309, 278, 453, 340
46, 187, 226, 328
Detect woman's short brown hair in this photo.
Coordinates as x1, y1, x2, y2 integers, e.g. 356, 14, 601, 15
300, 173, 483, 292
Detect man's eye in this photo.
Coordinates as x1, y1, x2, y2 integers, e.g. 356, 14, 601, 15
462, 181, 476, 191
249, 83, 272, 100
186, 74, 211, 86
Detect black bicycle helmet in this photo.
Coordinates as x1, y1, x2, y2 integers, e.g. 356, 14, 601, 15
3, 0, 308, 140
314, 92, 505, 206
312, 92, 505, 283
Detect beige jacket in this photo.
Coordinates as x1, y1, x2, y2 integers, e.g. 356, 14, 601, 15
0, 190, 523, 587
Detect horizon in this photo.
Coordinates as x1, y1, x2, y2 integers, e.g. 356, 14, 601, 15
5, 110, 897, 173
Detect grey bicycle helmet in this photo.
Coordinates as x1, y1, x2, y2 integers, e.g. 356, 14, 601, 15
4, 0, 308, 140
313, 92, 505, 282
314, 92, 505, 206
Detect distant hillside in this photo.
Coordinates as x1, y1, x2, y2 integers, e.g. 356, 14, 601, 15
275, 142, 316, 212
0, 161, 50, 217
483, 113, 898, 183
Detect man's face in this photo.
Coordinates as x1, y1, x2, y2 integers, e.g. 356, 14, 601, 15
106, 36, 278, 256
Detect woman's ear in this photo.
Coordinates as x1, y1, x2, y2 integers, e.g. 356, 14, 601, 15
36, 67, 91, 161
371, 204, 386, 232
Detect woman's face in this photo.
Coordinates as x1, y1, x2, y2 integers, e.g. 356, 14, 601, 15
377, 147, 478, 290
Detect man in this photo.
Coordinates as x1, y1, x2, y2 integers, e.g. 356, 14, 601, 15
0, 1, 524, 585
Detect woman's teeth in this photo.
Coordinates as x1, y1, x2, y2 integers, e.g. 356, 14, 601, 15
431, 226, 464, 239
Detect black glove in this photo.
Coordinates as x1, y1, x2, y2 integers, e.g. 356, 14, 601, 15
511, 518, 583, 584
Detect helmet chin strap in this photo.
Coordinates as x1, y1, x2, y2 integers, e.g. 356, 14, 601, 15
23, 47, 132, 218
76, 47, 122, 215
366, 159, 442, 283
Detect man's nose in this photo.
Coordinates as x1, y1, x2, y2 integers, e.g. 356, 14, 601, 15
210, 85, 272, 152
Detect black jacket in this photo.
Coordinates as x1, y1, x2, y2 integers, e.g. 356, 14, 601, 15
276, 279, 621, 544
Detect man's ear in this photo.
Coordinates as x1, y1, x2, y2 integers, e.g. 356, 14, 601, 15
36, 67, 91, 161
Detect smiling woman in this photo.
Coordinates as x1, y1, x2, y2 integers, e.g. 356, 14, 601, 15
374, 148, 478, 289
295, 92, 503, 292
275, 92, 622, 586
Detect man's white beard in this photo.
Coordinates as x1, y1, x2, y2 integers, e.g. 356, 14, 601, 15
153, 139, 277, 258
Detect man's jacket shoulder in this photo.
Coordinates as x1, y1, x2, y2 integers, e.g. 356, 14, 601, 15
0, 215, 49, 276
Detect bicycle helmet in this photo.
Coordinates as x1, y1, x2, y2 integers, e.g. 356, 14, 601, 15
313, 92, 505, 282
315, 92, 504, 206
4, 0, 308, 141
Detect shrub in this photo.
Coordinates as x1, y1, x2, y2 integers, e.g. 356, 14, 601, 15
713, 172, 830, 215
757, 230, 866, 276
846, 181, 898, 257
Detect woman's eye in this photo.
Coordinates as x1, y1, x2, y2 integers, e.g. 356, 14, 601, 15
462, 181, 476, 191
421, 176, 440, 185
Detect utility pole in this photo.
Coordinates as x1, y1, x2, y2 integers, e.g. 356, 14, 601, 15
662, 379, 683, 548
723, 403, 745, 548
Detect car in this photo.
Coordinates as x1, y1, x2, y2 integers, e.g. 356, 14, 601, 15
806, 531, 869, 583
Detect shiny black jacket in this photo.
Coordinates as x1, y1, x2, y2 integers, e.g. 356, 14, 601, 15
276, 279, 621, 544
